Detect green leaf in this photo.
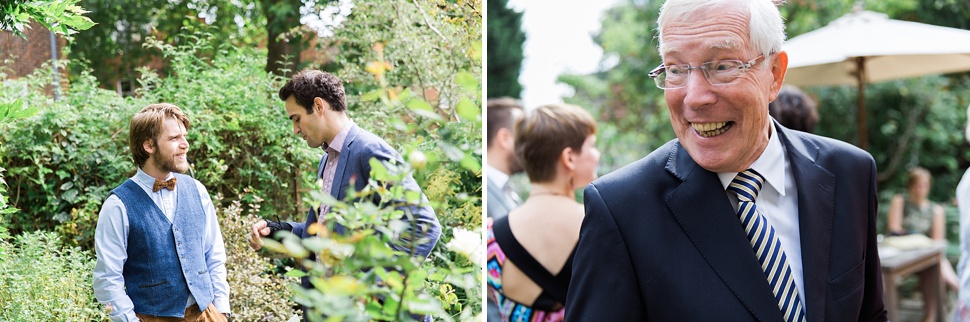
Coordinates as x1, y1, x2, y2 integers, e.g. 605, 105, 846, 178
369, 158, 389, 181
285, 269, 308, 278
406, 98, 433, 111
302, 236, 327, 253
405, 190, 421, 204
361, 89, 382, 102
459, 154, 481, 173
455, 97, 480, 121
455, 71, 478, 93
62, 189, 78, 203
397, 88, 412, 101
409, 109, 445, 122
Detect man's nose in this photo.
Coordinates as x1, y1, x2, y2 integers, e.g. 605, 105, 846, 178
682, 69, 717, 107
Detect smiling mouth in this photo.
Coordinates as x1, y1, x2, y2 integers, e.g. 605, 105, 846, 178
691, 122, 733, 138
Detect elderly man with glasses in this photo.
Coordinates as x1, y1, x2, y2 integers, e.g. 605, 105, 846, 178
565, 0, 888, 321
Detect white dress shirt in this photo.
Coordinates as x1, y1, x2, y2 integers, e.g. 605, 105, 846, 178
717, 122, 805, 308
486, 165, 511, 192
93, 168, 230, 321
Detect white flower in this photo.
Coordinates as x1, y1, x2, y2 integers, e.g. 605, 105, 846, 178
446, 227, 483, 266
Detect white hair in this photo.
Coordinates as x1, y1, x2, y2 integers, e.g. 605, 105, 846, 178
657, 0, 786, 59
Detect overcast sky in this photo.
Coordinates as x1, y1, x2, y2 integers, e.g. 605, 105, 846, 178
506, 0, 618, 109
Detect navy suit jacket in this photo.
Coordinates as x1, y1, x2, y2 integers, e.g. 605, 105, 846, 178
289, 123, 441, 259
566, 122, 887, 321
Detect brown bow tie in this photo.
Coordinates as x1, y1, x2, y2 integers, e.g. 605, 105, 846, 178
152, 177, 177, 192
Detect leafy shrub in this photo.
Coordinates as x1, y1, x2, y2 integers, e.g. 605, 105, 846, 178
217, 192, 302, 321
0, 231, 107, 321
0, 37, 319, 249
0, 67, 142, 247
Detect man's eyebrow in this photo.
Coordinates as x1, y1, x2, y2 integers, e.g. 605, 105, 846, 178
660, 40, 740, 57
711, 40, 739, 50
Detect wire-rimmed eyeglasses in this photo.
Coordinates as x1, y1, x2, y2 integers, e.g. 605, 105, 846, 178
648, 54, 769, 90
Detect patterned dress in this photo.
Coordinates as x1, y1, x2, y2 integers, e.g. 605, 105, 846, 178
901, 195, 938, 236
486, 219, 566, 322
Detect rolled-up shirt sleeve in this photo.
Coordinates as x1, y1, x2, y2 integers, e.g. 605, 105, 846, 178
198, 181, 230, 315
93, 195, 138, 322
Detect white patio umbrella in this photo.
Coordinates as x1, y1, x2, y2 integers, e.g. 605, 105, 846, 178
783, 9, 970, 150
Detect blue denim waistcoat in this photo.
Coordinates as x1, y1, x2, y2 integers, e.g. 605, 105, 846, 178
110, 173, 214, 317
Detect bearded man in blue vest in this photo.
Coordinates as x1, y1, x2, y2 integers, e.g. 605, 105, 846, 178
94, 103, 231, 321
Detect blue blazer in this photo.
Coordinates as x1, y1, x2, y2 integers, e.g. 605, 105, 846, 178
290, 123, 441, 258
566, 121, 887, 321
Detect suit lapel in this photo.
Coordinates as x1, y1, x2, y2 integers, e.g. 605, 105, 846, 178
330, 124, 359, 201
665, 143, 785, 321
777, 124, 835, 322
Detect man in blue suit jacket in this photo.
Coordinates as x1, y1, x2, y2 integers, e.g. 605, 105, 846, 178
565, 0, 887, 321
248, 70, 441, 317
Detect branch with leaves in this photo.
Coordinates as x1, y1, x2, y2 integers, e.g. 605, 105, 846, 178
0, 0, 95, 39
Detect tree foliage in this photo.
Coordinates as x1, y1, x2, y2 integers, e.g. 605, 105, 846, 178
0, 0, 95, 39
67, 0, 343, 88
486, 0, 524, 98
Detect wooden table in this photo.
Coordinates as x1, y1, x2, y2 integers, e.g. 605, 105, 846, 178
879, 243, 946, 322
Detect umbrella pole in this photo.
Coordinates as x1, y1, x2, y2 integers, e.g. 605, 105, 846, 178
856, 57, 868, 150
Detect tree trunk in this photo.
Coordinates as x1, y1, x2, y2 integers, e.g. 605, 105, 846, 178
262, 0, 304, 77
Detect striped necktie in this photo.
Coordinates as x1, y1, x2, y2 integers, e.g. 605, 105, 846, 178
728, 169, 807, 322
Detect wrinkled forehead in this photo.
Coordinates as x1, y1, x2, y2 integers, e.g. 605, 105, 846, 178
660, 39, 742, 58
658, 1, 751, 57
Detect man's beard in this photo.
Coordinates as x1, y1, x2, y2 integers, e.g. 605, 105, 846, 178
153, 149, 190, 174
507, 152, 524, 175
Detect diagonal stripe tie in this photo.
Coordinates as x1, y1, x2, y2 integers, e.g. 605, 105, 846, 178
728, 169, 806, 322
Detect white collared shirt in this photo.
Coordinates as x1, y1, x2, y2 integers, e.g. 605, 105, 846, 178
717, 122, 804, 307
93, 168, 230, 321
486, 165, 511, 191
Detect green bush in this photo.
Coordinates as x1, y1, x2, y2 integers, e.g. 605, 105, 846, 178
217, 192, 302, 321
0, 231, 107, 321
0, 37, 320, 249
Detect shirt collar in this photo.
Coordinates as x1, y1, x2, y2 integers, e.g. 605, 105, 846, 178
324, 120, 355, 153
134, 168, 175, 189
717, 121, 787, 196
486, 165, 511, 189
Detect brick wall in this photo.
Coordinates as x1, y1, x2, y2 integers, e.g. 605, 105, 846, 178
0, 21, 69, 94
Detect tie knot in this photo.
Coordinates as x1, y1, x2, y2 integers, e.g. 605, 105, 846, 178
153, 177, 177, 192
727, 169, 765, 202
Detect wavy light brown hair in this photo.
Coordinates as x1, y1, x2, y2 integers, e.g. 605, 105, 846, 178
514, 104, 597, 183
129, 103, 190, 167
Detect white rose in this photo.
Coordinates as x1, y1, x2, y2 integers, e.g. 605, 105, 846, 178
445, 227, 482, 266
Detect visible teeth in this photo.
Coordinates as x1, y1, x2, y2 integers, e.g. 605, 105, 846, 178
691, 122, 729, 137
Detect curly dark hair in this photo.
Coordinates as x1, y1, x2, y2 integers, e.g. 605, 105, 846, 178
278, 70, 347, 113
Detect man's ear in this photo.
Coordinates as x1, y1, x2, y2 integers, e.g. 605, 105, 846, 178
143, 139, 155, 154
313, 97, 330, 115
497, 128, 514, 150
768, 51, 789, 102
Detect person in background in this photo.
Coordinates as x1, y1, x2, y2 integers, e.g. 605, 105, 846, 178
487, 104, 599, 321
888, 167, 960, 322
485, 97, 525, 322
486, 97, 525, 219
93, 103, 230, 321
769, 85, 818, 133
247, 70, 440, 321
955, 104, 970, 322
566, 0, 887, 320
